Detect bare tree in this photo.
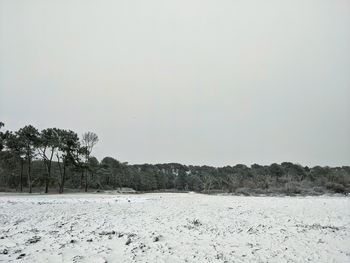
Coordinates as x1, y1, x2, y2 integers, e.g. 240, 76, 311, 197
81, 132, 99, 192
200, 174, 215, 193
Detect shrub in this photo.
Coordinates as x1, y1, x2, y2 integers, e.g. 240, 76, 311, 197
235, 187, 251, 196
326, 182, 346, 193
284, 182, 302, 194
312, 187, 325, 194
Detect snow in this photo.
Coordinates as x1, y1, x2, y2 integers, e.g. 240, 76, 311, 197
0, 193, 349, 262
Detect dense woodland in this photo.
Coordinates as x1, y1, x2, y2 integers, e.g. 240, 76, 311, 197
0, 122, 349, 195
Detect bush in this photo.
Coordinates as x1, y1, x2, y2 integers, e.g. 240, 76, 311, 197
251, 188, 268, 195
326, 182, 346, 193
312, 187, 325, 194
235, 187, 252, 196
284, 182, 302, 194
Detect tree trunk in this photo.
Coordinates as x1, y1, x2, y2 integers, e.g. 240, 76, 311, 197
80, 170, 84, 189
59, 162, 66, 194
45, 149, 54, 193
45, 164, 50, 194
84, 168, 88, 192
20, 158, 24, 192
57, 155, 63, 193
27, 156, 32, 194
45, 172, 49, 193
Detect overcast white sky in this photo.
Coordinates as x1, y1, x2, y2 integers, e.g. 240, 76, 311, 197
0, 0, 349, 167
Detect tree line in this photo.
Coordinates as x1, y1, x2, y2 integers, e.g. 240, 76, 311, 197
0, 122, 349, 195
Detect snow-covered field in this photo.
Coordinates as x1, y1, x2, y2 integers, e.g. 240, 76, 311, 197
0, 193, 349, 263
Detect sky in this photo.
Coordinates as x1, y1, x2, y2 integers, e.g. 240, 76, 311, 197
0, 0, 349, 167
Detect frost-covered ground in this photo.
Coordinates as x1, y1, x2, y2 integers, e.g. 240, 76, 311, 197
0, 193, 349, 263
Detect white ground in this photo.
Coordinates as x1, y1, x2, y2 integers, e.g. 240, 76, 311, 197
0, 193, 349, 263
